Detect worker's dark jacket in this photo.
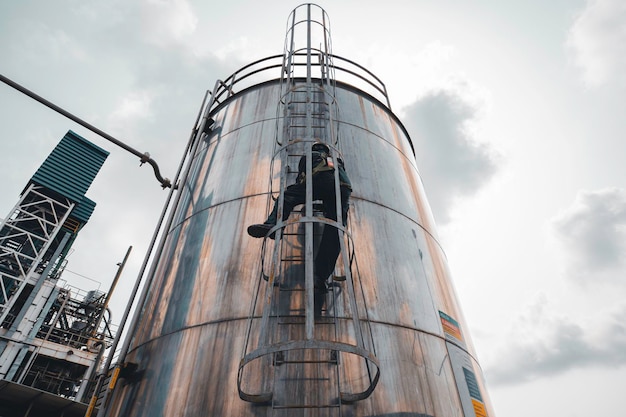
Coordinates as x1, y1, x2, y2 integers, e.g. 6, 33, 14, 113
296, 150, 352, 190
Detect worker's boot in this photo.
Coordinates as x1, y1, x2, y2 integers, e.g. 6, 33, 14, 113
247, 223, 275, 239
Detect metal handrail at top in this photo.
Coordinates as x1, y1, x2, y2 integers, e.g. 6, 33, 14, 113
208, 52, 391, 113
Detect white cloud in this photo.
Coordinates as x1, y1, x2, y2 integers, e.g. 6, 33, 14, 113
401, 81, 497, 224
14, 21, 89, 65
351, 40, 461, 110
141, 0, 198, 48
485, 295, 626, 386
213, 36, 255, 61
108, 90, 156, 135
551, 188, 626, 285
46, 28, 90, 62
567, 0, 626, 86
418, 41, 456, 66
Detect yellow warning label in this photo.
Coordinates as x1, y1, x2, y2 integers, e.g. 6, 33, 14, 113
441, 318, 463, 341
439, 311, 463, 342
472, 399, 488, 417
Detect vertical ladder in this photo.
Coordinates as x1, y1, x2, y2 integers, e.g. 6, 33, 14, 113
269, 205, 341, 414
238, 4, 379, 415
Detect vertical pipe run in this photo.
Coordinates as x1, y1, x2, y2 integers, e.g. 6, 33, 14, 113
96, 88, 213, 417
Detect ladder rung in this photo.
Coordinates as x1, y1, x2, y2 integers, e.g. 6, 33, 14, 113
277, 359, 337, 365
277, 314, 337, 324
272, 404, 340, 409
280, 232, 305, 237
277, 288, 305, 293
287, 99, 329, 104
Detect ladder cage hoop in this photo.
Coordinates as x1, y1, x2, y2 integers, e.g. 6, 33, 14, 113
237, 339, 380, 404
345, 220, 378, 357
240, 241, 273, 362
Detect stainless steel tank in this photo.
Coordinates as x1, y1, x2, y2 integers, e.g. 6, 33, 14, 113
105, 4, 495, 417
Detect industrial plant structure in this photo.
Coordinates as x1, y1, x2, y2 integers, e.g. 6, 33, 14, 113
0, 130, 116, 417
100, 4, 495, 417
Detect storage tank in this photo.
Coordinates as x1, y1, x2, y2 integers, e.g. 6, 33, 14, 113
104, 4, 495, 417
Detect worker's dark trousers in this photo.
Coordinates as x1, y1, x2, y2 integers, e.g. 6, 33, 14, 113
264, 172, 351, 282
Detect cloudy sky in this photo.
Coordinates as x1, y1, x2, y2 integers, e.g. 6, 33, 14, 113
1, 1, 625, 416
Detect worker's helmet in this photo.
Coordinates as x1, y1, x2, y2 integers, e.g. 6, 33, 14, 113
312, 142, 330, 154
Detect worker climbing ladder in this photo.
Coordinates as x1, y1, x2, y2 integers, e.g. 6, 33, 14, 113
238, 4, 379, 414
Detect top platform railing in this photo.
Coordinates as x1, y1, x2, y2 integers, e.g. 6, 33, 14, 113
206, 51, 392, 115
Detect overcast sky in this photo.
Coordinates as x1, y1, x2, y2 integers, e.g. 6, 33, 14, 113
1, 1, 625, 416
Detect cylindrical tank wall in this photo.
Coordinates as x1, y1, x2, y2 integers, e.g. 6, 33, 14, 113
105, 80, 494, 417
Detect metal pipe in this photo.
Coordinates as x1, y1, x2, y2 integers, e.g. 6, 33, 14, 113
78, 246, 131, 404
115, 85, 215, 364
0, 73, 172, 189
94, 87, 214, 417
92, 246, 132, 338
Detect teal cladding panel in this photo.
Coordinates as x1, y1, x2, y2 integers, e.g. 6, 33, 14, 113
29, 130, 109, 203
72, 196, 97, 223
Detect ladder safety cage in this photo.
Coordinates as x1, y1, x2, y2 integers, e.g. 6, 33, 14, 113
238, 4, 379, 411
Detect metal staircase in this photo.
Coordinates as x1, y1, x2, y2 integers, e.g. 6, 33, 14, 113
238, 4, 379, 414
